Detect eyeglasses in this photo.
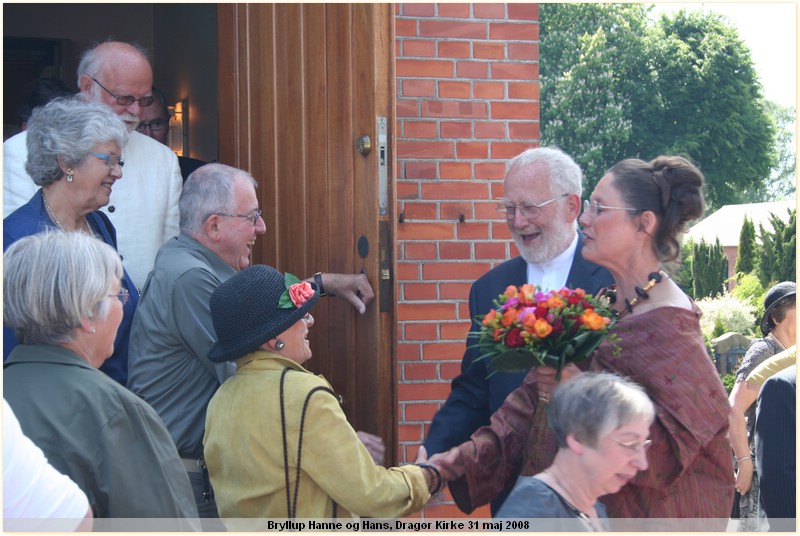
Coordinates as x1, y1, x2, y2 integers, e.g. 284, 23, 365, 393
89, 152, 124, 169
612, 437, 653, 454
496, 194, 569, 220
109, 288, 129, 305
91, 77, 154, 107
135, 119, 169, 133
214, 209, 263, 227
583, 199, 639, 218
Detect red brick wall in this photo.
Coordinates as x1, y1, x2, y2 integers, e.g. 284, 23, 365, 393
394, 3, 540, 517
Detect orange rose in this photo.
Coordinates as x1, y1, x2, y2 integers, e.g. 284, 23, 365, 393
482, 309, 498, 327
501, 308, 517, 327
288, 281, 315, 307
533, 318, 553, 338
503, 285, 519, 299
581, 310, 608, 330
546, 295, 565, 309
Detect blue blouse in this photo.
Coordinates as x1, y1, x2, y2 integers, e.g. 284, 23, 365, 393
3, 190, 139, 384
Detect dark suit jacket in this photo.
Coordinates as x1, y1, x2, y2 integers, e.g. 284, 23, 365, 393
424, 236, 612, 513
755, 366, 796, 529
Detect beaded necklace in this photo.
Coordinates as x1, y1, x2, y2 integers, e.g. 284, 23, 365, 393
601, 270, 666, 317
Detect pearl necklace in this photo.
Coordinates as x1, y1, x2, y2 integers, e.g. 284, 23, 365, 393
42, 190, 93, 234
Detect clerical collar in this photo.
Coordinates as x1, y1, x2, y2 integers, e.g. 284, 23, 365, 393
526, 233, 579, 292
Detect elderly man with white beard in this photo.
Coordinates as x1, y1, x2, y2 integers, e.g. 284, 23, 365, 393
3, 41, 182, 290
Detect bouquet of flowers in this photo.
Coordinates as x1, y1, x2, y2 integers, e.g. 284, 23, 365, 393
472, 284, 617, 379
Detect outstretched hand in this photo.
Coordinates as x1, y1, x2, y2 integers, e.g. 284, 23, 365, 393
320, 272, 375, 314
429, 446, 466, 482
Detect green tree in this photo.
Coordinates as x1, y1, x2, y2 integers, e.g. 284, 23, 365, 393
540, 5, 776, 209
756, 209, 797, 286
734, 216, 756, 275
692, 238, 728, 299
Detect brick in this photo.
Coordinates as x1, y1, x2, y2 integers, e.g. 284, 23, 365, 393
439, 241, 471, 259
422, 100, 488, 119
440, 319, 470, 339
440, 361, 463, 380
403, 281, 438, 301
493, 222, 514, 240
438, 40, 471, 59
398, 301, 456, 321
456, 141, 489, 159
403, 39, 436, 58
509, 121, 540, 140
397, 342, 420, 361
440, 201, 473, 221
476, 200, 506, 218
395, 40, 402, 59
474, 41, 505, 60
403, 361, 438, 380
439, 3, 471, 18
440, 283, 472, 301
398, 422, 424, 441
396, 140, 454, 159
492, 141, 536, 159
401, 3, 435, 17
404, 242, 437, 260
474, 3, 505, 19
396, 59, 454, 78
401, 78, 436, 97
473, 81, 505, 99
508, 3, 538, 21
403, 161, 437, 180
423, 261, 490, 281
402, 201, 437, 220
474, 121, 506, 139
404, 323, 438, 342
457, 300, 471, 320
395, 18, 418, 37
396, 98, 419, 118
509, 42, 538, 61
403, 120, 437, 138
421, 182, 489, 200
419, 20, 486, 39
492, 101, 538, 120
491, 61, 537, 81
490, 182, 506, 198
475, 241, 508, 259
456, 61, 489, 79
403, 402, 440, 422
396, 181, 419, 199
508, 81, 540, 100
475, 162, 506, 180
440, 121, 472, 139
397, 221, 455, 240
456, 221, 491, 240
398, 381, 453, 401
439, 161, 472, 180
489, 22, 538, 41
422, 342, 467, 360
439, 80, 471, 99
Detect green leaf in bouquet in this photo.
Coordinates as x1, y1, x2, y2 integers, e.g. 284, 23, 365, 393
488, 348, 544, 373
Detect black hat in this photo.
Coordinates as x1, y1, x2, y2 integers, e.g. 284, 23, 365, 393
208, 265, 319, 363
760, 281, 796, 337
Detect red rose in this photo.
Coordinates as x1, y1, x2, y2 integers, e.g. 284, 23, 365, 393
288, 281, 315, 307
505, 328, 525, 348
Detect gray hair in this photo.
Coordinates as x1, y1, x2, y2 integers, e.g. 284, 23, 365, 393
179, 163, 258, 236
77, 40, 151, 84
507, 146, 583, 197
4, 231, 124, 347
25, 96, 128, 186
548, 372, 655, 448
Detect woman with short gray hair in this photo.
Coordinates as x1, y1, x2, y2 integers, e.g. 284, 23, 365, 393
3, 96, 138, 384
3, 231, 197, 523
496, 372, 655, 529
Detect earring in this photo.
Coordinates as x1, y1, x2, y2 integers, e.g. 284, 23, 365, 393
66, 169, 74, 182
275, 340, 285, 350
91, 327, 96, 334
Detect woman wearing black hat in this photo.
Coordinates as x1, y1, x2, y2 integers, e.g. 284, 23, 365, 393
202, 265, 438, 528
728, 281, 796, 530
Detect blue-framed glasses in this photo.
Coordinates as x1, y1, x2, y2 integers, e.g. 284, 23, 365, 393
89, 153, 124, 169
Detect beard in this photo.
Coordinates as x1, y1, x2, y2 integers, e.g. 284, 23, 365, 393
513, 222, 576, 265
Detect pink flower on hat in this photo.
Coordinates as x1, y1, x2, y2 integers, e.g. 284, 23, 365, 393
288, 281, 315, 308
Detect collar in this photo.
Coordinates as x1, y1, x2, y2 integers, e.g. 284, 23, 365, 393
527, 233, 579, 291
235, 350, 312, 374
176, 232, 238, 278
4, 344, 96, 371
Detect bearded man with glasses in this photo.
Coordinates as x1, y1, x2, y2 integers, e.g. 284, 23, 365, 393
4, 40, 183, 290
418, 147, 612, 515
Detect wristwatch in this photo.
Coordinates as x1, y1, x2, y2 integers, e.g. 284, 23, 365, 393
313, 272, 328, 297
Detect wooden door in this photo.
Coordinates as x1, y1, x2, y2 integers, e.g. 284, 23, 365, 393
217, 4, 397, 463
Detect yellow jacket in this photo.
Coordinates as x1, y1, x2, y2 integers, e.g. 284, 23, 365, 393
204, 351, 429, 526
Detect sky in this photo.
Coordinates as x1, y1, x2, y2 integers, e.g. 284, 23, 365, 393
648, 2, 797, 108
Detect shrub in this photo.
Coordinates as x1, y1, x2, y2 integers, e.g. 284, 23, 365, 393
721, 373, 736, 395
696, 294, 758, 342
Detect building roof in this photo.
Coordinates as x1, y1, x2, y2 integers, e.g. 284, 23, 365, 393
685, 200, 795, 247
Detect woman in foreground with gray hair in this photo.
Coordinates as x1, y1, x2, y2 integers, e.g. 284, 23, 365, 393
496, 373, 654, 530
3, 231, 197, 525
3, 96, 138, 384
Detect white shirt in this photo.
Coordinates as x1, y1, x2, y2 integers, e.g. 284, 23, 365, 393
3, 130, 182, 288
526, 233, 579, 291
3, 399, 89, 529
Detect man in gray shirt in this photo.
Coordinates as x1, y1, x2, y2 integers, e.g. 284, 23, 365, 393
127, 163, 374, 520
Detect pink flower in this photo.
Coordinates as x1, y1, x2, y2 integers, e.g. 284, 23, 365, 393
288, 281, 315, 307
